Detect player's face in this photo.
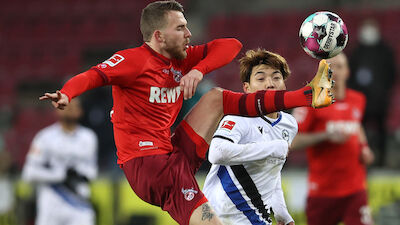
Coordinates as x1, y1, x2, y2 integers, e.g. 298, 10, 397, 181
56, 98, 82, 125
327, 53, 349, 87
244, 64, 286, 93
161, 11, 191, 60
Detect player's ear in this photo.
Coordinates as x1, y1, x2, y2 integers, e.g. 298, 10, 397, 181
243, 82, 251, 93
154, 30, 164, 43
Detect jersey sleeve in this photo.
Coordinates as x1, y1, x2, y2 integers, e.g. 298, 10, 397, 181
209, 116, 289, 165
22, 131, 67, 183
60, 49, 143, 100
91, 50, 142, 86
213, 116, 245, 144
182, 38, 242, 75
292, 107, 315, 132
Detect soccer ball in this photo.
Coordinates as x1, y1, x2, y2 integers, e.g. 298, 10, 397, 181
299, 11, 348, 59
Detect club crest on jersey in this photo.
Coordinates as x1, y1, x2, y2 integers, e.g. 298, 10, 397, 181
171, 67, 183, 82
181, 188, 198, 201
162, 69, 170, 74
221, 120, 236, 131
103, 54, 125, 67
282, 129, 289, 141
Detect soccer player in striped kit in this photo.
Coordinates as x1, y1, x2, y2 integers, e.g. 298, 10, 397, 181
22, 98, 98, 225
203, 49, 297, 225
40, 1, 333, 224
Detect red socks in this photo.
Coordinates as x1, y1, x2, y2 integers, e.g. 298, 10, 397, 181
222, 86, 312, 116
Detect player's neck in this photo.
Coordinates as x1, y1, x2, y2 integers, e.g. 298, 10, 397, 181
60, 122, 78, 133
145, 41, 172, 59
265, 112, 279, 119
333, 84, 346, 100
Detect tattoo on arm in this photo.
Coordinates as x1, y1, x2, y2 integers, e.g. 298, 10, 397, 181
201, 203, 215, 221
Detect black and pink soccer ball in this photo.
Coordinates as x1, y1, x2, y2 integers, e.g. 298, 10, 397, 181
299, 11, 348, 59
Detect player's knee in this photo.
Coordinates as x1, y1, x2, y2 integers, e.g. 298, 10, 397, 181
202, 87, 223, 109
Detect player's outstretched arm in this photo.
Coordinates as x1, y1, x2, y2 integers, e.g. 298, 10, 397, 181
39, 90, 69, 110
291, 129, 350, 150
39, 69, 105, 109
209, 138, 288, 165
181, 38, 242, 100
192, 38, 242, 76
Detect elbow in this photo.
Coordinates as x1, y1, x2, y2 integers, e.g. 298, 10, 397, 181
234, 38, 243, 52
226, 38, 243, 55
208, 150, 226, 165
213, 38, 242, 56
208, 141, 228, 165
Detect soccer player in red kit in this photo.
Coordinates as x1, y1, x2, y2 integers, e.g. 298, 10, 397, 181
40, 1, 334, 224
291, 53, 375, 225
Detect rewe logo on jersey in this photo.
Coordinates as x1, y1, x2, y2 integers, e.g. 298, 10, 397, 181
326, 120, 360, 135
149, 86, 181, 103
103, 54, 125, 67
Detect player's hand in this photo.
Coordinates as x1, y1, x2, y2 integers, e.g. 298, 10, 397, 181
39, 90, 69, 110
360, 145, 374, 166
180, 69, 203, 100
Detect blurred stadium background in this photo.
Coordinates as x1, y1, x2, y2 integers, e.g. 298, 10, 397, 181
1, 0, 400, 224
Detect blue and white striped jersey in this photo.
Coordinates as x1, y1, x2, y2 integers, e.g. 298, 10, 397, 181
203, 112, 297, 225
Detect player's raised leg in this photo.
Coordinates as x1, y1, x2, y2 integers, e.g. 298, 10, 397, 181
184, 59, 334, 144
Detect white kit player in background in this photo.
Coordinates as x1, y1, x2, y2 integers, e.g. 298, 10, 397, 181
22, 98, 98, 225
203, 49, 297, 225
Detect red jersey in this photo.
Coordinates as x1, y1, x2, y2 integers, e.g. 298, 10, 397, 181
60, 39, 242, 164
293, 89, 367, 197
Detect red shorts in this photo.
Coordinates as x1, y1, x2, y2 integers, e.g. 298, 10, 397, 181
121, 120, 209, 225
306, 190, 373, 225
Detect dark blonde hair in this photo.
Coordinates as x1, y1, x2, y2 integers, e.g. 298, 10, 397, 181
239, 49, 291, 83
140, 1, 184, 42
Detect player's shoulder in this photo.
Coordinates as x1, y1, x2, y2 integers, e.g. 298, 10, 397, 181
76, 126, 98, 140
109, 45, 151, 63
281, 111, 298, 124
31, 123, 61, 144
280, 111, 298, 132
36, 123, 60, 137
118, 45, 147, 55
221, 115, 246, 123
220, 115, 249, 127
346, 88, 366, 101
217, 115, 250, 134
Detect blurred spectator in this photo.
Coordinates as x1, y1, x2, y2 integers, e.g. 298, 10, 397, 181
348, 18, 397, 167
21, 98, 98, 225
